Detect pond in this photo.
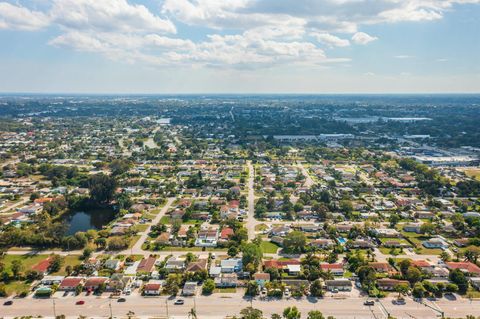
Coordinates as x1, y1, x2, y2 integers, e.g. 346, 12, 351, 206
62, 208, 116, 235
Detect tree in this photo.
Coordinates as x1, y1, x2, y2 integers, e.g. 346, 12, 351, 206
406, 266, 422, 285
283, 306, 301, 319
82, 247, 93, 260
307, 311, 325, 319
164, 274, 181, 296
109, 159, 131, 176
11, 260, 23, 278
107, 237, 128, 250
87, 173, 117, 204
449, 269, 469, 294
398, 259, 411, 277
464, 246, 480, 263
228, 246, 239, 258
440, 251, 451, 262
412, 282, 426, 298
420, 223, 435, 235
395, 283, 409, 298
240, 307, 263, 319
309, 279, 323, 297
283, 231, 306, 254
202, 279, 215, 295
245, 280, 258, 296
445, 283, 459, 293
242, 243, 263, 271
48, 255, 64, 273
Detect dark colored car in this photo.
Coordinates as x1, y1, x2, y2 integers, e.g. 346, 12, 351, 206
76, 300, 85, 305
118, 298, 126, 302
3, 300, 13, 306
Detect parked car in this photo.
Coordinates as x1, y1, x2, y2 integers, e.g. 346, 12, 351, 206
174, 299, 184, 305
76, 301, 85, 305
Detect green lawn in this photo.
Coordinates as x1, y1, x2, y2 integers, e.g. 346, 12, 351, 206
261, 241, 280, 254
51, 255, 82, 275
0, 254, 49, 273
214, 288, 236, 293
127, 235, 142, 248
3, 280, 32, 296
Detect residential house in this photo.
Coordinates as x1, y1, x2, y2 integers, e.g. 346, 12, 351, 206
137, 256, 157, 274
403, 223, 422, 233
182, 281, 197, 296
221, 258, 243, 273
253, 273, 270, 287
143, 280, 163, 296
186, 259, 208, 273
59, 277, 85, 291
446, 262, 480, 277
84, 277, 109, 292
310, 239, 334, 249
423, 237, 448, 249
325, 278, 352, 291
195, 228, 218, 247
165, 257, 185, 272
214, 273, 238, 288
377, 278, 409, 291
320, 263, 344, 276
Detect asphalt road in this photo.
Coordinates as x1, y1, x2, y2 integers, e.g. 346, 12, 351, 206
2, 293, 479, 319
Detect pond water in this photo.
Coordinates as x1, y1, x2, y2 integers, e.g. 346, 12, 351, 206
62, 208, 115, 235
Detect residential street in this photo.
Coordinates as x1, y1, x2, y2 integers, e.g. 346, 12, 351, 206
121, 197, 176, 255
2, 292, 479, 319
247, 160, 257, 240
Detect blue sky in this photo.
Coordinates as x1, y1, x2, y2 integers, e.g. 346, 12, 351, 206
0, 0, 479, 94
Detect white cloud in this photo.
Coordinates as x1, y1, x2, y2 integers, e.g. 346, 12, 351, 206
394, 55, 415, 59
312, 33, 350, 48
50, 0, 176, 34
0, 2, 50, 30
1, 0, 479, 69
352, 32, 378, 45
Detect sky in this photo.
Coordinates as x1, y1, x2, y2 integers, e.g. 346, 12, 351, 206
0, 0, 479, 94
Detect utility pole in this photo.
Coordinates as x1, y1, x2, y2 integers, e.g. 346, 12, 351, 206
109, 299, 113, 319
52, 299, 57, 318
165, 298, 169, 319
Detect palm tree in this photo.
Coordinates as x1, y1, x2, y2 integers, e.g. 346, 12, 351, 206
188, 308, 197, 319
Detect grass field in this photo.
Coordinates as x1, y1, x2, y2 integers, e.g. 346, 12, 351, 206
464, 169, 480, 181
0, 254, 49, 273
260, 241, 280, 254
214, 288, 236, 293
51, 255, 82, 275
3, 280, 32, 296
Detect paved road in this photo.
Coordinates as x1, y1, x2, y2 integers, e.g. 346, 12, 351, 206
2, 293, 479, 319
121, 197, 176, 255
246, 161, 256, 240
297, 162, 315, 188
0, 196, 30, 214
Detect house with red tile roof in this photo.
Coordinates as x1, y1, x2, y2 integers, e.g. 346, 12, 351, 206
84, 277, 109, 291
263, 259, 300, 270
319, 263, 345, 276
32, 257, 52, 274
220, 227, 234, 241
136, 256, 157, 273
59, 277, 85, 291
446, 262, 480, 276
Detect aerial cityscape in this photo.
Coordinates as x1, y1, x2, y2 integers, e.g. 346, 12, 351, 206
1, 1, 480, 319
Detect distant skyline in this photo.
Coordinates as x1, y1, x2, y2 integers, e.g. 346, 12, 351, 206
0, 0, 479, 94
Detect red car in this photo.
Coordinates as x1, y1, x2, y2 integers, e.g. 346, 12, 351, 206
76, 300, 85, 305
